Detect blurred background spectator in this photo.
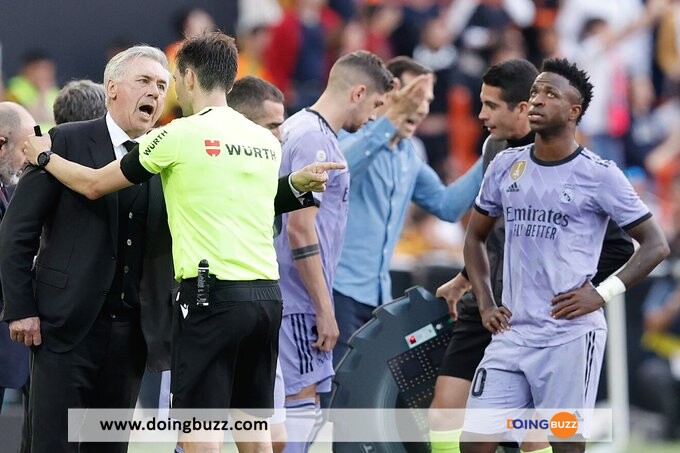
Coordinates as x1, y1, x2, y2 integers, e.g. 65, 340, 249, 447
340, 2, 402, 61
637, 173, 680, 440
161, 8, 217, 124
265, 0, 343, 113
5, 50, 59, 129
236, 0, 283, 82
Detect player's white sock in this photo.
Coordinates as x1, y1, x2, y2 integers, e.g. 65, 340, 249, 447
283, 398, 317, 453
307, 401, 324, 444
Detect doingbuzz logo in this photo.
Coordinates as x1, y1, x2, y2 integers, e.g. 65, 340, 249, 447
506, 412, 579, 439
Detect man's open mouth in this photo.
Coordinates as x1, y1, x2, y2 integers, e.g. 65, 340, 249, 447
139, 104, 155, 118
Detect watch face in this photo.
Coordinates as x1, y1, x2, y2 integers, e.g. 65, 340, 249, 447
38, 152, 50, 167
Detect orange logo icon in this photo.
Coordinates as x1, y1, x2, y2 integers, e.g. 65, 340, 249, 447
549, 412, 578, 439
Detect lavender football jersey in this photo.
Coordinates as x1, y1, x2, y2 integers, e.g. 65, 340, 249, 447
275, 109, 350, 315
475, 145, 650, 346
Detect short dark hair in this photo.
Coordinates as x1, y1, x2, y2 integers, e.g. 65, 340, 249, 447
54, 80, 107, 125
176, 32, 239, 93
173, 8, 213, 37
482, 59, 539, 110
173, 8, 193, 36
579, 17, 607, 42
541, 58, 594, 122
228, 76, 284, 120
386, 56, 432, 80
332, 51, 394, 93
21, 49, 52, 67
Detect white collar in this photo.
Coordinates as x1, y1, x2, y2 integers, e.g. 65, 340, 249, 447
105, 113, 143, 146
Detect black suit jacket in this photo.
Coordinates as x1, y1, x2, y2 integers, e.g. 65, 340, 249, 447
0, 116, 174, 371
0, 185, 30, 388
0, 116, 310, 372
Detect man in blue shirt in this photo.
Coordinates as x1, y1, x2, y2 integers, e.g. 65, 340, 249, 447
333, 57, 484, 364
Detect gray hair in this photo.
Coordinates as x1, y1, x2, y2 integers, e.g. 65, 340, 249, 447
54, 80, 107, 124
103, 45, 169, 105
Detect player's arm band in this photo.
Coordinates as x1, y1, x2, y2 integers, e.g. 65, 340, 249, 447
595, 275, 626, 303
292, 244, 320, 260
120, 148, 154, 184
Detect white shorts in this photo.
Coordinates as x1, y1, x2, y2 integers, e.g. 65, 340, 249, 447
279, 313, 334, 396
464, 329, 606, 441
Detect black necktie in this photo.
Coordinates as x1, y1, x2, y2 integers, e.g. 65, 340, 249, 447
123, 140, 137, 153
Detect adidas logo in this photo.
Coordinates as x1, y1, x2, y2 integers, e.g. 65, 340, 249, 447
506, 182, 520, 192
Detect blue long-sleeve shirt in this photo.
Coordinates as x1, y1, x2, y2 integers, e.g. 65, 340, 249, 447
333, 117, 483, 307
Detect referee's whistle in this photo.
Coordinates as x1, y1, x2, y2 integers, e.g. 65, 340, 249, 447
34, 125, 43, 137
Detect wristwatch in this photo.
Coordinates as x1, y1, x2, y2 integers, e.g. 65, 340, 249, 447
37, 150, 54, 167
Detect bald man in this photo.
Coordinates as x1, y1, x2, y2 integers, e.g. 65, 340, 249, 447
0, 102, 32, 190
0, 103, 32, 453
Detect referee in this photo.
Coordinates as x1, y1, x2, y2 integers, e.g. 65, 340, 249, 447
23, 32, 342, 452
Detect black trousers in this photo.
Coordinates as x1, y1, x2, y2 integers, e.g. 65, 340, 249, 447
28, 315, 146, 453
332, 290, 375, 369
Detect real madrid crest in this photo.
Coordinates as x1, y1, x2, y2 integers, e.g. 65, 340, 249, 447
560, 184, 574, 203
510, 161, 526, 181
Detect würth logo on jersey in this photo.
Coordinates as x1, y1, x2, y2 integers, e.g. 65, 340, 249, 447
205, 140, 221, 157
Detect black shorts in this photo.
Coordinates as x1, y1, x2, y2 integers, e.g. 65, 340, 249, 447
437, 317, 491, 381
170, 278, 283, 412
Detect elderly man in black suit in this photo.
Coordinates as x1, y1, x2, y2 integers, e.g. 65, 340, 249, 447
0, 101, 33, 417
0, 46, 174, 453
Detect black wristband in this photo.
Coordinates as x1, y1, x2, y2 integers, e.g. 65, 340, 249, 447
120, 147, 154, 184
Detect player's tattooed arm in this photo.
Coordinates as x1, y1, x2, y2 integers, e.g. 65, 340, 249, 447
292, 244, 320, 260
287, 208, 339, 352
